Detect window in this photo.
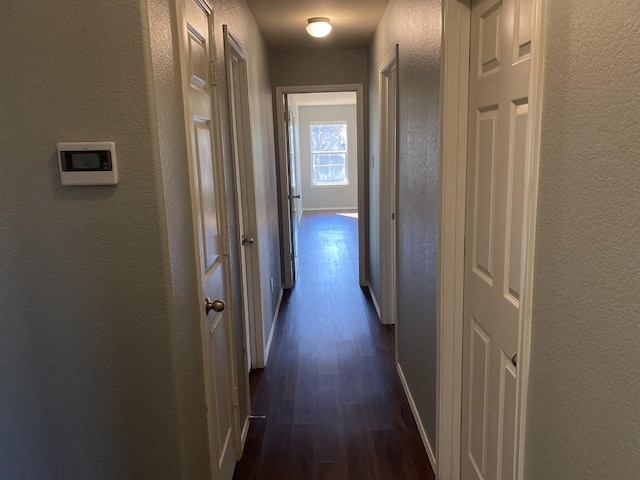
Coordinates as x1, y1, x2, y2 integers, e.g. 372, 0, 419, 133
310, 122, 348, 185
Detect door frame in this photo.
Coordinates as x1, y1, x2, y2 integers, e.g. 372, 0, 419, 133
275, 83, 367, 288
436, 1, 548, 479
223, 26, 266, 371
282, 95, 300, 285
379, 46, 399, 327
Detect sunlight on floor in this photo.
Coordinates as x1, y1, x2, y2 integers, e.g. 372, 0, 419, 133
337, 211, 358, 219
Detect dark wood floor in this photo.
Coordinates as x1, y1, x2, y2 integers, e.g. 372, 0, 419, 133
233, 211, 434, 480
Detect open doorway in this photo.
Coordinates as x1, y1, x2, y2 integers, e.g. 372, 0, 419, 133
290, 91, 358, 213
275, 85, 366, 291
289, 91, 359, 268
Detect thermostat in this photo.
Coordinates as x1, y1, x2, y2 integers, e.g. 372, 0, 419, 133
57, 142, 118, 186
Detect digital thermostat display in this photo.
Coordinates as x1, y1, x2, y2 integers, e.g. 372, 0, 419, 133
61, 150, 111, 172
71, 152, 102, 170
57, 142, 118, 185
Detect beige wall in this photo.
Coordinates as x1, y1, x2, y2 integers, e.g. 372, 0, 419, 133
0, 1, 182, 477
525, 1, 640, 478
0, 0, 277, 477
369, 0, 442, 448
146, 0, 211, 476
270, 48, 368, 88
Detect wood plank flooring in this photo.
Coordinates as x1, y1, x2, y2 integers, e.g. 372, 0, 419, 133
233, 211, 434, 480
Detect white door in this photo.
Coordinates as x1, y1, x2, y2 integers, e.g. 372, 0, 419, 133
461, 0, 532, 479
180, 1, 238, 478
284, 95, 300, 284
223, 27, 266, 369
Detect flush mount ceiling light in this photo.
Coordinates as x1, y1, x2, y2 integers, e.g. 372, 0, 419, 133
306, 17, 332, 38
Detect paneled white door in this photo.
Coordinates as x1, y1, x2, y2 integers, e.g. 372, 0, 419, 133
224, 27, 265, 369
180, 1, 238, 478
461, 0, 532, 479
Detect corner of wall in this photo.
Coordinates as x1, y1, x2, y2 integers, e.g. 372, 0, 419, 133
368, 0, 442, 453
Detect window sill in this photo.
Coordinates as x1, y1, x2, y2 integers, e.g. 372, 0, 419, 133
310, 182, 350, 188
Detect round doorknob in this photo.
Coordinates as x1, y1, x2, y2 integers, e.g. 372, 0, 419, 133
511, 353, 518, 367
205, 297, 225, 314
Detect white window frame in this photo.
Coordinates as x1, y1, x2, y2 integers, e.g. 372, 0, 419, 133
309, 121, 349, 186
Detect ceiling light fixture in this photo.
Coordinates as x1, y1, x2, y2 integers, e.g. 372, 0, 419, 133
306, 17, 332, 38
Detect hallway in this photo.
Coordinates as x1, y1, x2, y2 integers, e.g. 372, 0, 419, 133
234, 211, 434, 479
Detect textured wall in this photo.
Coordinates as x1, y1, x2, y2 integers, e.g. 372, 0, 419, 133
0, 1, 182, 477
369, 0, 442, 448
212, 2, 281, 364
146, 0, 212, 477
298, 105, 358, 210
525, 2, 640, 478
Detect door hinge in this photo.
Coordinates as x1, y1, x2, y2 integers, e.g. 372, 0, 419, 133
391, 212, 395, 220
222, 234, 229, 255
232, 387, 239, 407
210, 61, 217, 84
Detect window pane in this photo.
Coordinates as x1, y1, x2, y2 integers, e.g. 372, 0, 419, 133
312, 153, 346, 184
313, 165, 346, 184
310, 123, 348, 185
313, 153, 345, 167
310, 123, 347, 151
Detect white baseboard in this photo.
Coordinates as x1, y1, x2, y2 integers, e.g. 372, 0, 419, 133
367, 284, 381, 320
240, 413, 250, 454
397, 362, 437, 473
263, 288, 283, 366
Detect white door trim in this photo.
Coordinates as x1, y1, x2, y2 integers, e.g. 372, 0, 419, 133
437, 2, 470, 478
275, 83, 367, 287
437, 1, 548, 479
223, 26, 266, 371
514, 1, 548, 476
379, 46, 399, 327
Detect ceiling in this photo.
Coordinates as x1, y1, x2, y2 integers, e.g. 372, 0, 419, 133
245, 0, 390, 51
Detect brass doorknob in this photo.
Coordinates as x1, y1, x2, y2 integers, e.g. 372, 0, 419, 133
204, 297, 225, 314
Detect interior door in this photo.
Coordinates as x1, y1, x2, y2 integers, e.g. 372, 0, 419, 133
388, 63, 397, 326
224, 27, 266, 369
227, 54, 254, 371
380, 51, 398, 326
181, 1, 238, 478
284, 95, 300, 284
461, 0, 532, 479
